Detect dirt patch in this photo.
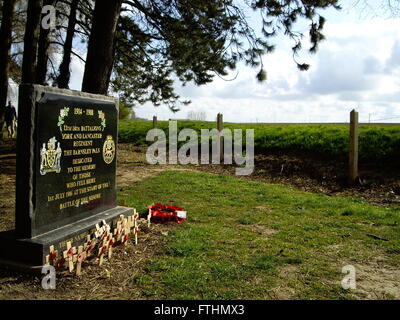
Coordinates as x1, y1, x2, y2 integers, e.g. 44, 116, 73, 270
0, 155, 16, 232
354, 263, 400, 299
191, 150, 400, 207
0, 223, 178, 300
0, 141, 17, 230
117, 144, 196, 189
337, 256, 400, 300
247, 224, 278, 239
254, 205, 271, 213
326, 244, 344, 252
266, 265, 299, 300
118, 144, 400, 207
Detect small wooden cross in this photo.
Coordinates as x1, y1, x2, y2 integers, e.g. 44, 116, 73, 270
115, 221, 122, 242
76, 246, 86, 276
134, 219, 139, 245
108, 237, 115, 260
46, 245, 58, 266
119, 215, 127, 233
133, 208, 139, 220
123, 218, 130, 237
64, 241, 76, 273
100, 229, 107, 242
98, 237, 109, 266
102, 219, 111, 233
61, 249, 68, 270
127, 216, 133, 230
95, 223, 101, 238
85, 236, 95, 258
131, 210, 139, 245
121, 229, 129, 246
147, 209, 152, 228
113, 222, 118, 237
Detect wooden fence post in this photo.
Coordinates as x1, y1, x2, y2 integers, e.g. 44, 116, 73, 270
150, 115, 158, 142
348, 109, 359, 185
217, 113, 223, 162
153, 115, 157, 129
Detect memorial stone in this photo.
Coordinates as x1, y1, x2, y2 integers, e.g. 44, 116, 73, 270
0, 85, 133, 270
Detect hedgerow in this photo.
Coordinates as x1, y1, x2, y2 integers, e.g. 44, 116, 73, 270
118, 120, 400, 163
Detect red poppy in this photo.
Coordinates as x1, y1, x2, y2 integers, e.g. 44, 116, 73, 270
123, 234, 129, 243
49, 251, 57, 261
56, 258, 66, 269
77, 253, 84, 263
100, 245, 108, 255
67, 248, 74, 258
146, 203, 187, 224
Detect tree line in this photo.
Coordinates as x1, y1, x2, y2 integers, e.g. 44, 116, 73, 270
0, 0, 342, 116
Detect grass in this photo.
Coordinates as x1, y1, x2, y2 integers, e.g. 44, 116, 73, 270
119, 170, 400, 300
1, 128, 7, 140
0, 126, 16, 140
118, 120, 400, 163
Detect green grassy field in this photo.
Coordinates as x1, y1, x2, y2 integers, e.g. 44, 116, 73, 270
119, 170, 400, 299
119, 120, 400, 163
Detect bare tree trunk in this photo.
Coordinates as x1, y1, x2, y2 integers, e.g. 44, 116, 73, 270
56, 0, 79, 89
36, 0, 55, 85
21, 0, 43, 84
81, 0, 122, 95
0, 0, 17, 114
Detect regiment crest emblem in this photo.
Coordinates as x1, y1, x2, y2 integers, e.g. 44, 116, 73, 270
40, 137, 62, 175
103, 135, 115, 164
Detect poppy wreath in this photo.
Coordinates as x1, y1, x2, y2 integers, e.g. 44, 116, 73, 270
147, 203, 186, 224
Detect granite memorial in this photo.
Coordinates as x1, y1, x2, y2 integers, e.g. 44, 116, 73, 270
0, 84, 133, 270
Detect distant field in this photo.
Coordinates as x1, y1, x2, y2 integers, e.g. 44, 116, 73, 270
120, 120, 400, 163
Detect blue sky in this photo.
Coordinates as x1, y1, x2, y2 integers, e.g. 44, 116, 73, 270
66, 0, 400, 123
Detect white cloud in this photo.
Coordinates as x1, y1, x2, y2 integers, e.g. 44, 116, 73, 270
137, 15, 400, 123
69, 47, 87, 91
55, 4, 399, 124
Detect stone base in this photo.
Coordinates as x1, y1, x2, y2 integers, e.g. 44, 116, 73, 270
0, 206, 133, 273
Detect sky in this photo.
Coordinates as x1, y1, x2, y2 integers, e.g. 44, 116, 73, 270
65, 0, 400, 123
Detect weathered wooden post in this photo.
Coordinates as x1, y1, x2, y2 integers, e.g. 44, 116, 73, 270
217, 113, 223, 162
348, 109, 359, 185
153, 115, 157, 129
151, 115, 158, 141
